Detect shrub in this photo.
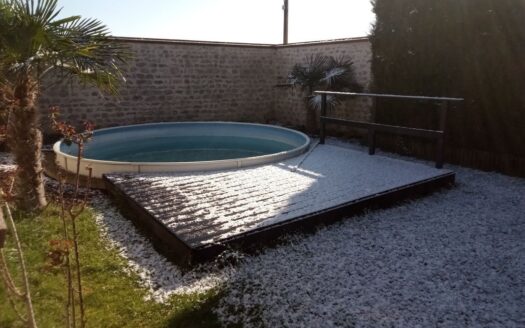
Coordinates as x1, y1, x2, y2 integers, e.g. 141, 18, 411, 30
370, 0, 525, 172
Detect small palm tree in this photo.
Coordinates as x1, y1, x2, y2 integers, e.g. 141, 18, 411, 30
288, 53, 362, 131
0, 0, 127, 211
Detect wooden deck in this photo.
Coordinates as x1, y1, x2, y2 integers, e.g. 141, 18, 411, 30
104, 144, 455, 267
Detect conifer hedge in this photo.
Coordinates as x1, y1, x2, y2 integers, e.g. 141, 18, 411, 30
370, 0, 525, 174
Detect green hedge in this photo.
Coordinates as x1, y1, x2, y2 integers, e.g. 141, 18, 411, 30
370, 0, 525, 161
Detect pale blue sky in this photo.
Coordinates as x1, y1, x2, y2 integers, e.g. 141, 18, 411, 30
56, 0, 375, 44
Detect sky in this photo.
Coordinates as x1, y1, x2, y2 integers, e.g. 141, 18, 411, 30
56, 0, 375, 44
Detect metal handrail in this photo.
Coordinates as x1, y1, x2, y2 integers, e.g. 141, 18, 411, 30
315, 91, 464, 168
314, 91, 464, 102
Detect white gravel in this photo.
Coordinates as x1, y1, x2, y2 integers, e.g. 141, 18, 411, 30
215, 140, 525, 328
1, 139, 524, 327
90, 195, 230, 303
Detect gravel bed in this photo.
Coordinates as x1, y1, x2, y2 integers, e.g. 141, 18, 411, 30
90, 195, 230, 303
215, 141, 525, 328
1, 140, 524, 327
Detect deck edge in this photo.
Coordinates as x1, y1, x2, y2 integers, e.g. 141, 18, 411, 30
193, 171, 456, 261
104, 170, 455, 266
103, 175, 196, 267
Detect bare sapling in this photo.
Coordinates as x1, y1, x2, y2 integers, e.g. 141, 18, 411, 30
49, 107, 95, 328
0, 167, 38, 327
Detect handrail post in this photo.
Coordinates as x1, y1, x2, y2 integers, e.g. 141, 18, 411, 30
435, 101, 448, 168
312, 91, 461, 168
319, 93, 327, 144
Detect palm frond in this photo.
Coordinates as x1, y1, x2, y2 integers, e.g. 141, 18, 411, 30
321, 66, 347, 88
59, 63, 122, 94
308, 94, 339, 111
287, 53, 364, 111
322, 56, 362, 91
288, 53, 328, 93
0, 0, 129, 93
48, 15, 129, 93
34, 0, 61, 25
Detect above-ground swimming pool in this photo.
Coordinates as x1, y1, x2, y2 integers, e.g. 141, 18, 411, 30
53, 122, 310, 178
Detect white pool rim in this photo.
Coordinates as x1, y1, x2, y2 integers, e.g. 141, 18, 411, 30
53, 122, 311, 178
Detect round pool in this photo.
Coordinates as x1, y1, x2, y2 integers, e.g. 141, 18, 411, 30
53, 122, 310, 178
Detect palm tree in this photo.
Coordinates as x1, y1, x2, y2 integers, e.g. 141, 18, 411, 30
288, 53, 362, 132
0, 0, 127, 211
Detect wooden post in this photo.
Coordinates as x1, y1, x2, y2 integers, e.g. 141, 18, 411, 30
320, 94, 327, 144
435, 101, 448, 168
283, 0, 289, 45
0, 208, 7, 248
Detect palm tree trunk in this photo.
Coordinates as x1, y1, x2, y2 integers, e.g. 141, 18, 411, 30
305, 87, 319, 134
7, 78, 47, 211
305, 107, 318, 134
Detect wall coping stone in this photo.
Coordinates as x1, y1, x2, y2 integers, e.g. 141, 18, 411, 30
278, 37, 369, 48
111, 36, 369, 48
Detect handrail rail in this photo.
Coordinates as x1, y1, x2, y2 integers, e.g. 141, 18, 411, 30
314, 91, 464, 102
314, 91, 465, 101
315, 91, 464, 168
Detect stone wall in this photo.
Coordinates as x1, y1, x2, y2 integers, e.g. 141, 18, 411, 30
39, 37, 372, 134
273, 38, 372, 131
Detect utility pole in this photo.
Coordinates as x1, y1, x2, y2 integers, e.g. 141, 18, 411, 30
283, 0, 289, 44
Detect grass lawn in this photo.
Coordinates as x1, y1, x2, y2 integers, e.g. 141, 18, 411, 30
0, 204, 222, 328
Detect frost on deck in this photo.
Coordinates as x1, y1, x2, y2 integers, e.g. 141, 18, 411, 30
104, 144, 454, 260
